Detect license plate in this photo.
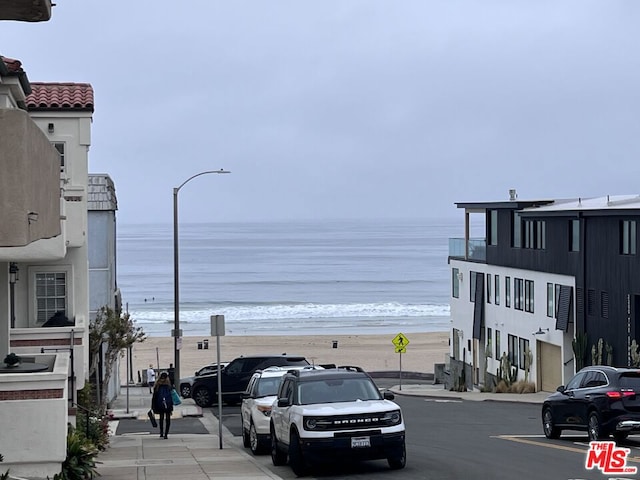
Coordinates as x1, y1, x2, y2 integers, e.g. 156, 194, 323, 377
351, 436, 371, 448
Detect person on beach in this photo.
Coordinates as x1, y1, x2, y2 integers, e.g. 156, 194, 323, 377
147, 364, 156, 393
151, 371, 174, 439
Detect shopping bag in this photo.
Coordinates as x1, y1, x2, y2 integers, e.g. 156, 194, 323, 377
147, 409, 157, 428
171, 388, 182, 406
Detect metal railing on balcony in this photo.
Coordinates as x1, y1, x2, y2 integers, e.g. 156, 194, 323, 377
448, 237, 486, 261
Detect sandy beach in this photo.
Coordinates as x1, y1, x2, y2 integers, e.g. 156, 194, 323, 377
121, 331, 449, 383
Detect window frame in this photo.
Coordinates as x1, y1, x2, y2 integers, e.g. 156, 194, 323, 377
452, 268, 460, 299
524, 279, 534, 313
569, 219, 580, 252
495, 274, 500, 305
514, 278, 523, 311
622, 220, 637, 255
28, 265, 73, 327
489, 209, 498, 246
505, 276, 511, 308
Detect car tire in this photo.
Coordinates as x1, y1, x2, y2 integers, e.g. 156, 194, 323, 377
250, 421, 265, 455
241, 415, 251, 448
613, 432, 629, 442
271, 424, 287, 466
542, 408, 561, 439
289, 429, 308, 476
387, 442, 406, 470
193, 387, 212, 408
180, 384, 191, 398
588, 411, 605, 441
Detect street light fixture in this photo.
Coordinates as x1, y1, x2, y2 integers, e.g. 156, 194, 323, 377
173, 169, 230, 384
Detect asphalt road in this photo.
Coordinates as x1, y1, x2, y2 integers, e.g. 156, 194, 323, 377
217, 393, 640, 479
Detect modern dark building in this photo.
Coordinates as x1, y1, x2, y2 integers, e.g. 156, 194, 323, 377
448, 190, 640, 392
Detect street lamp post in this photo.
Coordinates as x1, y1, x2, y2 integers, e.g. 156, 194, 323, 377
173, 169, 230, 385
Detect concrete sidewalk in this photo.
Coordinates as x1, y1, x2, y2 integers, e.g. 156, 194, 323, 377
99, 386, 282, 480
96, 382, 549, 480
389, 382, 549, 404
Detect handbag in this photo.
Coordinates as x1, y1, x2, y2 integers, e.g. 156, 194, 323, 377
147, 409, 157, 428
171, 388, 182, 406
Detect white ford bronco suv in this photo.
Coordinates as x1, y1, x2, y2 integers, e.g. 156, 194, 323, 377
270, 366, 406, 476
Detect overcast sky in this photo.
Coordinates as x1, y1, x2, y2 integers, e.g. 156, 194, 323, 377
2, 1, 639, 224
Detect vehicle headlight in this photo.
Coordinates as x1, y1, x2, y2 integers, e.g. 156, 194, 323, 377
303, 416, 333, 430
381, 410, 402, 426
257, 405, 272, 417
305, 418, 317, 430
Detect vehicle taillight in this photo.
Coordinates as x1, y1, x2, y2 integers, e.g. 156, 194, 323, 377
606, 390, 636, 399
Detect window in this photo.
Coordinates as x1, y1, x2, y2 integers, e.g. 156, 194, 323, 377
622, 220, 637, 255
505, 276, 511, 308
35, 271, 67, 324
53, 142, 65, 175
495, 275, 500, 305
495, 330, 501, 359
508, 334, 517, 365
486, 327, 493, 358
519, 338, 530, 370
452, 268, 460, 298
582, 371, 607, 388
486, 273, 492, 304
601, 291, 609, 318
514, 278, 523, 310
470, 271, 477, 302
489, 210, 498, 246
570, 219, 580, 252
536, 220, 546, 249
525, 280, 534, 313
547, 283, 554, 317
524, 219, 546, 249
512, 211, 522, 247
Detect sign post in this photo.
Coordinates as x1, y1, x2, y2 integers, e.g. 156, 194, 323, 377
392, 333, 410, 391
211, 315, 226, 449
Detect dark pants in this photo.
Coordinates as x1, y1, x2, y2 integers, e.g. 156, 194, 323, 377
159, 411, 171, 436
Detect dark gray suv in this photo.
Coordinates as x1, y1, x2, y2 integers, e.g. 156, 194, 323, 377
191, 354, 309, 407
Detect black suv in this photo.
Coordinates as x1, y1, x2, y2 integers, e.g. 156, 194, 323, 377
542, 365, 640, 441
191, 354, 309, 407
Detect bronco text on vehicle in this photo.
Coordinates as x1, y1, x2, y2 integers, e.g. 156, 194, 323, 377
269, 367, 406, 476
190, 354, 309, 407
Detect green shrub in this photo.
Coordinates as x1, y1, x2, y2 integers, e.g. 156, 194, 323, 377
76, 384, 110, 451
49, 424, 100, 480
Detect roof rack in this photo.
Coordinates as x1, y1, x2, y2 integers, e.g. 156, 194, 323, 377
336, 365, 364, 372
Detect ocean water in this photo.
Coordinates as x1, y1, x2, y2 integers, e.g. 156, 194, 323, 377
116, 218, 456, 337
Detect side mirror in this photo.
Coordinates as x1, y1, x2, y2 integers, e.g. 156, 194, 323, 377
241, 392, 250, 399
383, 391, 395, 400
556, 385, 566, 393
277, 397, 290, 407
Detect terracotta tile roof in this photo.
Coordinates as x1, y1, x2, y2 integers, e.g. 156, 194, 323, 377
1, 56, 24, 73
26, 82, 94, 112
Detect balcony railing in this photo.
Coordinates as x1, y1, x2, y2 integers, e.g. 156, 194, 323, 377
448, 237, 486, 261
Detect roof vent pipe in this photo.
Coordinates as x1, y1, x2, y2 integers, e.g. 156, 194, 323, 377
509, 189, 517, 201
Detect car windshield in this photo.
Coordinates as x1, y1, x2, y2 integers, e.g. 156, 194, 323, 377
298, 378, 382, 404
256, 377, 282, 397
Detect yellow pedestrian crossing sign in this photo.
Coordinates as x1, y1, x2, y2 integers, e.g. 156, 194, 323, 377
395, 346, 407, 354
392, 333, 409, 348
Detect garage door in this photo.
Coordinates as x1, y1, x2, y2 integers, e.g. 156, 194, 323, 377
538, 341, 562, 392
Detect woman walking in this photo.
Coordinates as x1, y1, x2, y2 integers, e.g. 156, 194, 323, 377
151, 371, 174, 439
